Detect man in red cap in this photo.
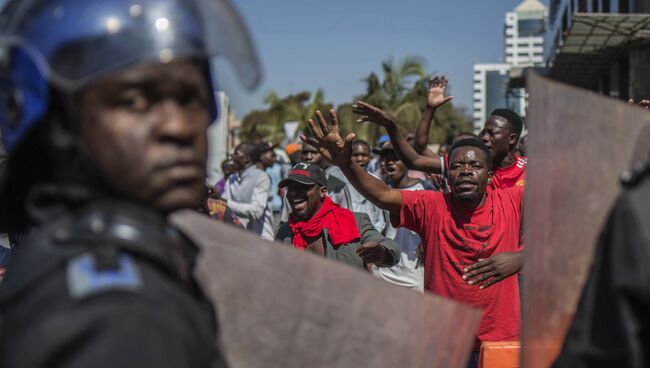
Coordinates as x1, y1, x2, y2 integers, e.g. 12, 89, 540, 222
275, 162, 399, 269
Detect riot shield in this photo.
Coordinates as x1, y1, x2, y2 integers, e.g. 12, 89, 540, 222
170, 211, 482, 368
521, 73, 650, 367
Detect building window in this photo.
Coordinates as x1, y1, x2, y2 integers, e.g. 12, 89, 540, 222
578, 0, 588, 11
603, 0, 611, 12
591, 0, 600, 11
518, 19, 545, 37
619, 0, 630, 12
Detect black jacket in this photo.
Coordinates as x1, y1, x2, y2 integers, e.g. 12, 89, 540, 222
0, 185, 227, 368
554, 166, 650, 368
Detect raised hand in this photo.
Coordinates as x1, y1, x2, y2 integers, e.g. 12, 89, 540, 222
352, 101, 398, 129
301, 109, 355, 167
427, 75, 453, 109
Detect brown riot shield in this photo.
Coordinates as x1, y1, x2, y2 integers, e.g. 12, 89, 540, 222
522, 73, 650, 367
170, 211, 482, 368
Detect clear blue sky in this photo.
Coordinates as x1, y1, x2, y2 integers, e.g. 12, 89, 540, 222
0, 0, 542, 118
223, 0, 541, 118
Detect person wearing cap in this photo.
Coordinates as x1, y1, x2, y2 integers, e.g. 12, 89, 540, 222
285, 143, 302, 166
276, 142, 353, 225
275, 163, 399, 269
0, 0, 262, 365
225, 142, 274, 241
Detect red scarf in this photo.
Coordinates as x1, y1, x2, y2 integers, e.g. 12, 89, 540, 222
288, 196, 360, 249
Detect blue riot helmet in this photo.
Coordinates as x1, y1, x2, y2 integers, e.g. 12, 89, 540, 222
0, 0, 262, 154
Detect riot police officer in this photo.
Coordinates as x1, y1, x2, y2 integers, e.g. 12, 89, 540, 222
0, 0, 261, 366
554, 162, 650, 367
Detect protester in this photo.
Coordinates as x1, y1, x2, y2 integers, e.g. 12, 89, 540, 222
355, 75, 527, 191
215, 158, 237, 196
553, 162, 650, 368
257, 142, 290, 231
225, 142, 275, 240
367, 135, 390, 178
372, 145, 426, 292
275, 163, 399, 269
0, 0, 263, 365
285, 143, 302, 166
347, 140, 386, 233
301, 142, 351, 209
303, 110, 524, 362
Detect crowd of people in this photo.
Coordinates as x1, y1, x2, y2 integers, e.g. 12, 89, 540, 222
206, 75, 529, 366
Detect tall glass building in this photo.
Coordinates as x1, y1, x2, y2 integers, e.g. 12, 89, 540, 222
473, 0, 546, 132
505, 0, 547, 67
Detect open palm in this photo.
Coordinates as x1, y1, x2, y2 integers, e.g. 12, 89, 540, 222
352, 101, 397, 128
427, 75, 453, 109
301, 110, 355, 167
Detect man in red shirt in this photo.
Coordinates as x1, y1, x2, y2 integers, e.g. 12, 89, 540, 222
302, 110, 523, 352
352, 76, 526, 191
479, 108, 527, 189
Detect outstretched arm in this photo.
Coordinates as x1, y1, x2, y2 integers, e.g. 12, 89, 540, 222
353, 102, 443, 174
414, 75, 453, 156
300, 110, 402, 218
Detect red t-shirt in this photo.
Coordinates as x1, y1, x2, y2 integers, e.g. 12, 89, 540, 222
491, 155, 527, 190
443, 154, 527, 190
396, 187, 524, 346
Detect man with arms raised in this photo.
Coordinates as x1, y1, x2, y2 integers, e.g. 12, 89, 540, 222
355, 75, 527, 190
353, 77, 525, 280
303, 110, 523, 359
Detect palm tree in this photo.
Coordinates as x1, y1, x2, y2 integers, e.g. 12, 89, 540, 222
343, 56, 427, 143
240, 89, 332, 144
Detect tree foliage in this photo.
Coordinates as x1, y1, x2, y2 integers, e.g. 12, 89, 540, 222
240, 56, 472, 146
240, 90, 332, 143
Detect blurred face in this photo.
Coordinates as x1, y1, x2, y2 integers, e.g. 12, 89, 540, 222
351, 143, 370, 169
381, 151, 408, 185
77, 59, 211, 213
285, 181, 326, 220
221, 160, 236, 177
301, 143, 323, 166
260, 149, 276, 168
448, 146, 493, 205
479, 116, 516, 163
231, 148, 250, 171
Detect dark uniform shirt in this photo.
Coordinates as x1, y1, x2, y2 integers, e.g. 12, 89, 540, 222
0, 185, 227, 368
554, 164, 650, 368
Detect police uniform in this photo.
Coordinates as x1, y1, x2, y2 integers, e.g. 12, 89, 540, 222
553, 163, 650, 367
0, 0, 261, 366
0, 186, 227, 368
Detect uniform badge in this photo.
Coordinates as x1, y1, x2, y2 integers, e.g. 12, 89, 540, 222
67, 252, 142, 299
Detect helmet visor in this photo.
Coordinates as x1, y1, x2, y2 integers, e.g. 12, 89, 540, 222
0, 0, 262, 90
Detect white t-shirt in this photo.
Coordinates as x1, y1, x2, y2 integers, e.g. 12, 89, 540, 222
372, 182, 425, 292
